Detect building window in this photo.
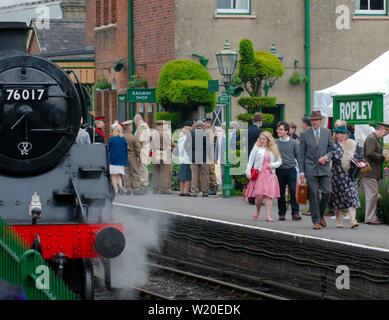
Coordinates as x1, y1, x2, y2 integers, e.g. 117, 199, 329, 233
355, 0, 386, 15
217, 0, 250, 14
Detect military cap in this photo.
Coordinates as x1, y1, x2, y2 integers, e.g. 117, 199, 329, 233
122, 120, 133, 126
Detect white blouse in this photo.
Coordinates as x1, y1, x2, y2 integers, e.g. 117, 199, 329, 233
246, 146, 282, 178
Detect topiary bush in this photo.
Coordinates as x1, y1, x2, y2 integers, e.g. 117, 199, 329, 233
238, 96, 277, 113
238, 39, 284, 97
157, 60, 216, 114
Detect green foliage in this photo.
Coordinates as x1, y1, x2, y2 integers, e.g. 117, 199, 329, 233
289, 71, 307, 85
95, 77, 111, 90
128, 75, 148, 88
262, 128, 274, 135
233, 175, 249, 192
155, 112, 182, 131
171, 164, 180, 192
238, 96, 277, 113
157, 59, 216, 113
238, 39, 284, 97
357, 177, 389, 224
237, 113, 274, 125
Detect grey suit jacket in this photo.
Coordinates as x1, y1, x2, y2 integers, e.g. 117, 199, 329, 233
299, 127, 335, 176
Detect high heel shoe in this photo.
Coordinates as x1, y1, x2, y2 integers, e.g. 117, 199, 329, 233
252, 214, 259, 221
350, 220, 359, 229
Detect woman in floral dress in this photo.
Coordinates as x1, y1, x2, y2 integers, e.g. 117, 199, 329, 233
329, 125, 361, 228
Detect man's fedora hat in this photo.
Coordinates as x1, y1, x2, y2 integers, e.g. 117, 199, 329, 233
309, 111, 323, 120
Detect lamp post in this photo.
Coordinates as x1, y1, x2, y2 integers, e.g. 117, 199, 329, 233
264, 43, 284, 96
216, 40, 238, 198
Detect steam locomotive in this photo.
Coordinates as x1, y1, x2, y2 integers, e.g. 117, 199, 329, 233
0, 22, 125, 299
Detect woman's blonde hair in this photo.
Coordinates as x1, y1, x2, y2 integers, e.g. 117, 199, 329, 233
256, 131, 281, 160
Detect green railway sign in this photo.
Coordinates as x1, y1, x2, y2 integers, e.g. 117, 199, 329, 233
333, 93, 384, 125
218, 93, 230, 105
127, 88, 156, 103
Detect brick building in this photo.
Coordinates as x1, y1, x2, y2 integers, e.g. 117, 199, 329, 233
87, 0, 389, 130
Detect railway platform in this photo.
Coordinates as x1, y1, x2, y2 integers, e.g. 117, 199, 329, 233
114, 192, 389, 252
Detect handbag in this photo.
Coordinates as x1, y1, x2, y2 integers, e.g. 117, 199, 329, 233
250, 168, 260, 181
350, 158, 372, 177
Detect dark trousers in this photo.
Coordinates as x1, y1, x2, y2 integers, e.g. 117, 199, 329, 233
306, 175, 332, 224
276, 168, 299, 216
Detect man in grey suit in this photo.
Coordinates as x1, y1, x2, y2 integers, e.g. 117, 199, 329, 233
299, 111, 335, 230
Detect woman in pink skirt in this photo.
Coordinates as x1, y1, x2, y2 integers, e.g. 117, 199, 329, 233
246, 131, 282, 222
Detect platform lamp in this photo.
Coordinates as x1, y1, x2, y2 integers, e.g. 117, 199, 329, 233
216, 40, 238, 198
264, 43, 284, 96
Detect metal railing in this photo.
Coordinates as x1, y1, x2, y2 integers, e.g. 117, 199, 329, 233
0, 217, 78, 300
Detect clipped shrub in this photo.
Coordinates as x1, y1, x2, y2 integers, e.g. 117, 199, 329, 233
237, 113, 274, 125
238, 39, 284, 97
157, 59, 216, 113
95, 77, 111, 90
238, 96, 277, 113
155, 111, 182, 131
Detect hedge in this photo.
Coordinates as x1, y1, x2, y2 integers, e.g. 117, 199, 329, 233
155, 112, 182, 131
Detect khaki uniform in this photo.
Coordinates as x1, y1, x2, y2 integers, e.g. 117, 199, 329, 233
362, 132, 385, 223
123, 132, 142, 192
135, 122, 151, 188
150, 124, 175, 193
205, 127, 218, 190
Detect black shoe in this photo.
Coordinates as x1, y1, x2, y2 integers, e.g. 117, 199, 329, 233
292, 213, 302, 221
279, 215, 286, 221
208, 190, 217, 196
202, 193, 208, 197
133, 190, 145, 195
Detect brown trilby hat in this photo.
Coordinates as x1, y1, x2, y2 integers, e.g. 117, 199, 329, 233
309, 111, 323, 120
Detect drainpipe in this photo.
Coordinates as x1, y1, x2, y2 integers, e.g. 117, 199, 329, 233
128, 0, 134, 79
305, 0, 311, 116
128, 0, 135, 123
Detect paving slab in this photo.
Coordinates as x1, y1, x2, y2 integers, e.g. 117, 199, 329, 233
114, 193, 389, 251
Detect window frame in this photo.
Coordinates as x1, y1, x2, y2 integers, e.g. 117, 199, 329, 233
216, 0, 251, 15
355, 0, 387, 15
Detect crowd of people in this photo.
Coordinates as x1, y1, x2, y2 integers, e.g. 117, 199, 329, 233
76, 111, 389, 230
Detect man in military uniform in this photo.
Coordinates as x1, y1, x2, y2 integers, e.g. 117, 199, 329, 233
87, 116, 105, 143
134, 114, 151, 193
122, 120, 144, 195
204, 118, 218, 195
150, 120, 175, 194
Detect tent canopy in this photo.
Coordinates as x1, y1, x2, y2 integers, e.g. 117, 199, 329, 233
314, 50, 389, 143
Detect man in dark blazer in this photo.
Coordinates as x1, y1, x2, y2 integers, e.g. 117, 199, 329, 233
299, 111, 335, 230
248, 112, 263, 156
247, 112, 263, 205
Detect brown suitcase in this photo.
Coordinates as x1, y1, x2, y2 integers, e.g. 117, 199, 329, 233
296, 182, 309, 205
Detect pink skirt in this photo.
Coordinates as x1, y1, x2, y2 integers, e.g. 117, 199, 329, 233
246, 169, 280, 199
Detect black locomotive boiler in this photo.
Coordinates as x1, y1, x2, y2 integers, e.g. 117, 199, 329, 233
0, 22, 125, 299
